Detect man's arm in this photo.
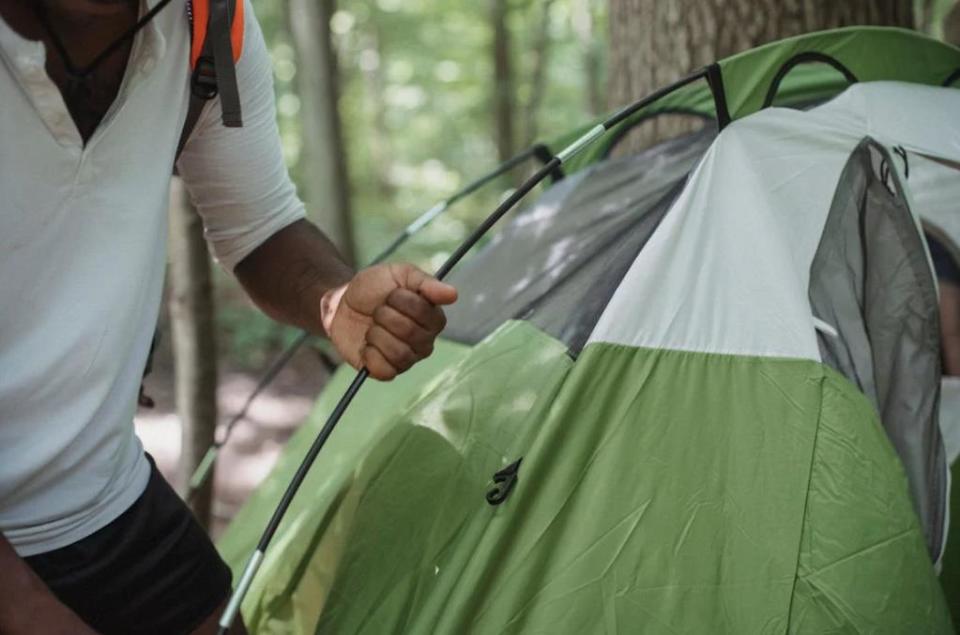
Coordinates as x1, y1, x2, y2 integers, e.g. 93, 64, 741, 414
234, 219, 457, 380
179, 3, 456, 379
233, 219, 353, 336
0, 535, 98, 634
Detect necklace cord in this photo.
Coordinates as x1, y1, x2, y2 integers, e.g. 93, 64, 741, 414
33, 0, 175, 81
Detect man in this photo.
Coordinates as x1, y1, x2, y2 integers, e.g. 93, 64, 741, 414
0, 0, 457, 633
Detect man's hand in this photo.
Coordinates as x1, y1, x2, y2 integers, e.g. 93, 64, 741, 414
234, 221, 457, 379
322, 263, 457, 380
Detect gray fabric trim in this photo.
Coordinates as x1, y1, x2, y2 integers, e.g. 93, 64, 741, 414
809, 138, 948, 561
443, 128, 714, 355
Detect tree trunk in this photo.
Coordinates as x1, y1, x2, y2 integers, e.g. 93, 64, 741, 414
572, 0, 603, 117
169, 179, 218, 529
360, 26, 394, 198
289, 0, 356, 265
945, 2, 960, 45
608, 0, 914, 149
522, 0, 556, 146
491, 0, 516, 166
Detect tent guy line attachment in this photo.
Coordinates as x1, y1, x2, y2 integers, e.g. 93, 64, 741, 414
217, 68, 717, 634
186, 144, 555, 502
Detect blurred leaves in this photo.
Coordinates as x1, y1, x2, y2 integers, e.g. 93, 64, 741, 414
259, 0, 607, 267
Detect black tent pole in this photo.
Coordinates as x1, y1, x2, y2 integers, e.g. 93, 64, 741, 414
216, 68, 710, 634
185, 144, 552, 502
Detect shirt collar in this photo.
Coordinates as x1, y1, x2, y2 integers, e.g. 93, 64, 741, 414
0, 1, 169, 82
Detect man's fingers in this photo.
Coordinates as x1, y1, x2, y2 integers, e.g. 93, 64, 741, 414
394, 264, 458, 306
366, 325, 420, 374
361, 345, 398, 381
417, 278, 458, 306
387, 288, 446, 333
338, 263, 456, 381
372, 305, 435, 356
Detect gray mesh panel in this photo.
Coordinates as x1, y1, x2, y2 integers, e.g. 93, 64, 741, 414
809, 139, 948, 560
444, 129, 714, 355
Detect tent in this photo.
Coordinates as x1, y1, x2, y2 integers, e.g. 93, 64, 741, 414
218, 27, 960, 633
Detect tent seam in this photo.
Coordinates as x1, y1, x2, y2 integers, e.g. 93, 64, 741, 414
783, 366, 827, 631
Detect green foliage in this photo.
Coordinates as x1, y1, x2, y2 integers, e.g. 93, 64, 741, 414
257, 0, 606, 267
216, 301, 296, 368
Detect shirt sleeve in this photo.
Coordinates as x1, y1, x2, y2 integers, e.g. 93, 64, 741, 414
175, 0, 306, 271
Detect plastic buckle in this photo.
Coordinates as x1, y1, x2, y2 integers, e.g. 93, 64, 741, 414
191, 56, 219, 100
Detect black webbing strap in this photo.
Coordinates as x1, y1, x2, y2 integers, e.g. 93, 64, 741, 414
704, 63, 731, 130
532, 144, 565, 183
209, 0, 242, 127
175, 0, 243, 168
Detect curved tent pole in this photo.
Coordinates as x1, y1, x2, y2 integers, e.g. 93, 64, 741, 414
216, 67, 714, 634
599, 108, 715, 160
185, 144, 559, 501
761, 52, 858, 109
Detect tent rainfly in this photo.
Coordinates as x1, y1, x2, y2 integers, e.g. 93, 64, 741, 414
218, 27, 960, 634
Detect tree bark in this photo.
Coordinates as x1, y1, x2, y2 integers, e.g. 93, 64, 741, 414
169, 179, 218, 529
572, 0, 603, 117
608, 0, 915, 150
522, 0, 556, 146
945, 2, 960, 45
491, 0, 516, 166
289, 0, 356, 265
360, 26, 394, 198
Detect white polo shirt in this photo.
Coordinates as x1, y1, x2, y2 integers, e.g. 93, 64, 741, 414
0, 0, 305, 556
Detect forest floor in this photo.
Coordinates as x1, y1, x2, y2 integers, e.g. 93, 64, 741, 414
134, 347, 333, 539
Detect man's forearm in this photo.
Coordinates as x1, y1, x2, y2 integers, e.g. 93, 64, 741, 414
0, 534, 97, 633
234, 219, 354, 336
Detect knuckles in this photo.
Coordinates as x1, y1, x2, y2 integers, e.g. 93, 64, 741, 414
394, 317, 417, 340
394, 347, 417, 370
359, 282, 451, 382
372, 304, 391, 325
384, 289, 447, 334
361, 347, 397, 381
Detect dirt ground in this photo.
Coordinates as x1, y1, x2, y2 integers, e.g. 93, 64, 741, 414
134, 345, 333, 538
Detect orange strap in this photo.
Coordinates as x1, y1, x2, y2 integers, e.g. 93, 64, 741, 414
189, 0, 244, 68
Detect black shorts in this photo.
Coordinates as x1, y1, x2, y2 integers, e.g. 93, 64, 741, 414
24, 455, 233, 635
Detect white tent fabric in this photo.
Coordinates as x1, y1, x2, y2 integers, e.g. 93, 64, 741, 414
912, 152, 960, 252
588, 82, 960, 359
942, 379, 960, 466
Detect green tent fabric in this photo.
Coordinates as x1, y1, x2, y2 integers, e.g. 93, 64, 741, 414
558, 27, 960, 173
217, 340, 469, 632
314, 327, 946, 633
943, 462, 960, 620
224, 324, 951, 633
217, 28, 960, 634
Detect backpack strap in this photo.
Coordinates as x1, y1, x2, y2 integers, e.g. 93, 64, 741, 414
174, 0, 244, 167
188, 0, 244, 127
175, 90, 208, 166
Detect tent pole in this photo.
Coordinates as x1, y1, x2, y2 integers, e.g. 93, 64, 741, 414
186, 144, 553, 502
217, 70, 717, 634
